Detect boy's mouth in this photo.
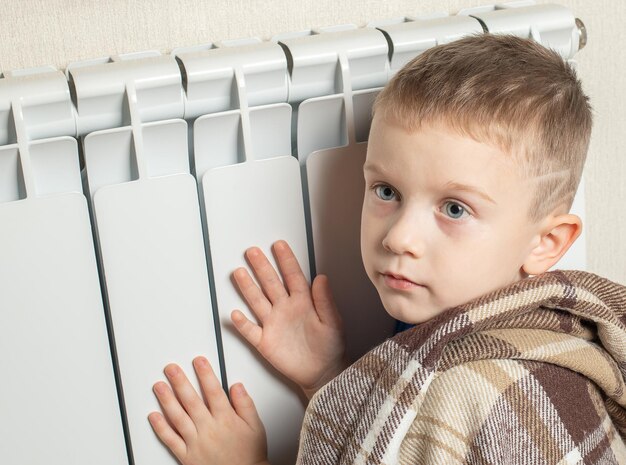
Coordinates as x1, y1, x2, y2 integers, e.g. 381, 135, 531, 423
381, 271, 424, 290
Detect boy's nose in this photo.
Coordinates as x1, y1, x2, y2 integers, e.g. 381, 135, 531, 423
381, 211, 426, 258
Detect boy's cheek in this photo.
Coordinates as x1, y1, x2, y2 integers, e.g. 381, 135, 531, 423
361, 206, 391, 234
360, 222, 381, 255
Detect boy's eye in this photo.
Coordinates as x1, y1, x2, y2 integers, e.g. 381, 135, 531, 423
374, 184, 397, 201
442, 201, 469, 219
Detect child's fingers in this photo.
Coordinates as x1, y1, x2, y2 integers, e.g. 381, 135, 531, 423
148, 412, 187, 460
245, 246, 288, 304
163, 364, 208, 426
231, 310, 263, 348
312, 274, 343, 328
152, 381, 197, 441
229, 383, 264, 432
192, 356, 233, 418
233, 267, 271, 321
273, 240, 310, 296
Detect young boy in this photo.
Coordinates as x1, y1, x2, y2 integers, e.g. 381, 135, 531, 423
148, 33, 626, 464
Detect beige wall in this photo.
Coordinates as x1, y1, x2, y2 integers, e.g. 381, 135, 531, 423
1, 0, 624, 284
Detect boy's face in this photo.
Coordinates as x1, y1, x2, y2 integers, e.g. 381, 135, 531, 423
361, 114, 541, 324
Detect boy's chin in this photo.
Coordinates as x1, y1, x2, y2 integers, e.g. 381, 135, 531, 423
380, 298, 442, 325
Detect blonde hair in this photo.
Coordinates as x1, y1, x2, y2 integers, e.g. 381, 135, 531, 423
372, 33, 593, 222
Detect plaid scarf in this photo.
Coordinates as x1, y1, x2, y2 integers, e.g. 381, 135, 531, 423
296, 270, 626, 464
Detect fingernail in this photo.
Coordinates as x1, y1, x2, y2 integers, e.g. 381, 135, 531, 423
247, 247, 259, 257
236, 383, 247, 396
154, 383, 166, 394
195, 357, 209, 368
165, 365, 179, 377
274, 240, 286, 250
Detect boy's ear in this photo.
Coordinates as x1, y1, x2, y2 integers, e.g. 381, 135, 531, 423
522, 213, 583, 275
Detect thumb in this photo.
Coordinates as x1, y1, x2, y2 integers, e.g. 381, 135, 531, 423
311, 274, 343, 329
231, 310, 263, 348
230, 383, 264, 431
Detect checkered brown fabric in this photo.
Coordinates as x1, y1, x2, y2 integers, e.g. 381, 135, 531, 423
296, 270, 626, 464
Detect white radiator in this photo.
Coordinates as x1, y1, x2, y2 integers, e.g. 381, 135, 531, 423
0, 2, 587, 464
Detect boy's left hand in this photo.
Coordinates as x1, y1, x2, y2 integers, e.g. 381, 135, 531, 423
231, 240, 347, 398
149, 356, 268, 465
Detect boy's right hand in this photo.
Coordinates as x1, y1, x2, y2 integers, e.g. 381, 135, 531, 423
231, 240, 347, 398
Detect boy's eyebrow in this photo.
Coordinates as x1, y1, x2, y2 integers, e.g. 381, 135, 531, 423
443, 181, 496, 204
364, 163, 496, 204
363, 163, 388, 175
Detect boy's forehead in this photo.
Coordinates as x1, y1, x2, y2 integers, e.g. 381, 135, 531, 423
368, 113, 521, 171
370, 111, 522, 157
